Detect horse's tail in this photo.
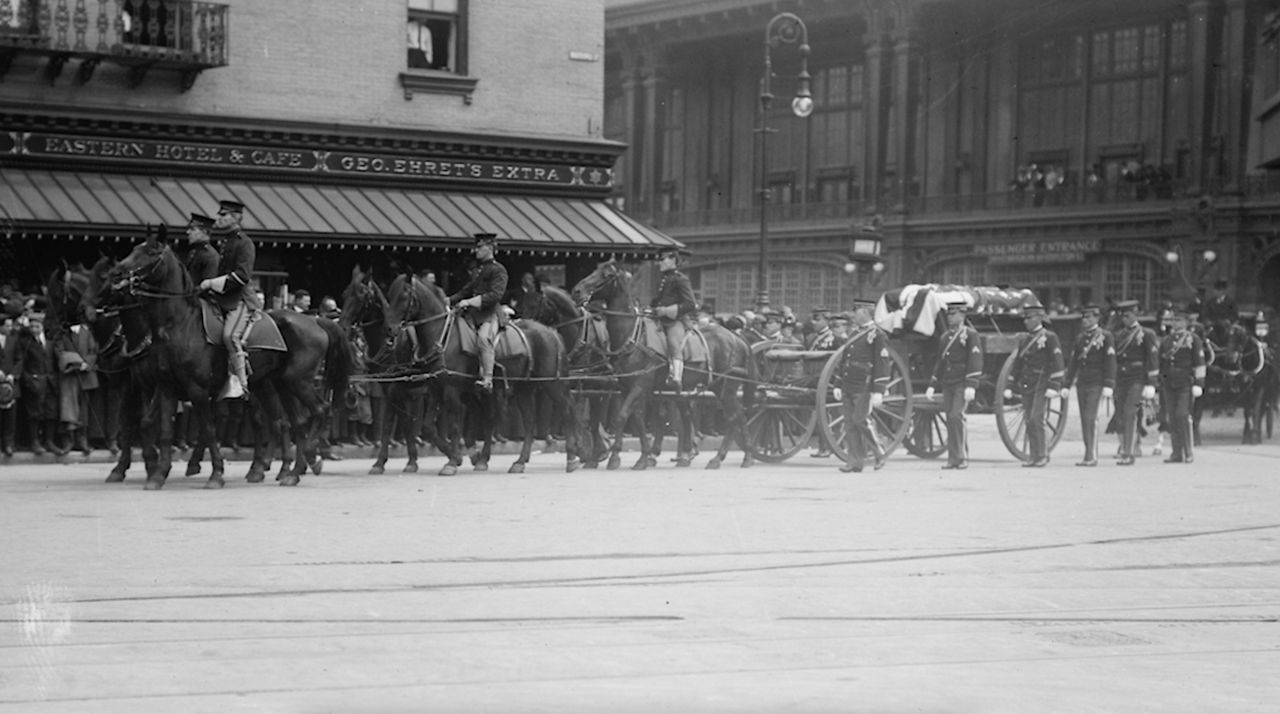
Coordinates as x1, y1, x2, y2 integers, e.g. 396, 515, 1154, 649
736, 331, 757, 410
317, 317, 354, 401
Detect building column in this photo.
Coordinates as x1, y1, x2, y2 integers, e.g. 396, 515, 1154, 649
1222, 0, 1248, 192
891, 28, 917, 211
1187, 0, 1220, 193
619, 67, 640, 213
862, 30, 889, 213
639, 59, 666, 224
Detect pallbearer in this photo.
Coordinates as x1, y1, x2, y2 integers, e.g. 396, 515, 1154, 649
1111, 300, 1159, 465
1061, 303, 1116, 466
925, 301, 983, 470
836, 301, 890, 473
1158, 305, 1206, 464
1006, 302, 1065, 467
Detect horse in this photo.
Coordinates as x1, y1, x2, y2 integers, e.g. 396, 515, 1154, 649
80, 233, 352, 489
1196, 322, 1270, 445
382, 272, 582, 474
570, 258, 754, 470
519, 283, 613, 467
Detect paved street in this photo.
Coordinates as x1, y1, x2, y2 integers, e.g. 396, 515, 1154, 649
2, 413, 1279, 713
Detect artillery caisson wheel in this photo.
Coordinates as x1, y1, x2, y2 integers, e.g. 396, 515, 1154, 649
994, 352, 1070, 461
902, 400, 949, 459
743, 341, 818, 462
816, 343, 912, 463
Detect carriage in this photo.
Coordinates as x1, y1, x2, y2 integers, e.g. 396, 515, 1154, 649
741, 285, 1082, 466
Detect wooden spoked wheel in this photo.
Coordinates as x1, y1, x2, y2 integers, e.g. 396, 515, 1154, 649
994, 352, 1070, 461
816, 343, 913, 463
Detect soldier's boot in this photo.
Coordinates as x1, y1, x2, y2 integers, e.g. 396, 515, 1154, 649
669, 359, 684, 387
476, 346, 495, 391
221, 351, 249, 400
28, 421, 46, 456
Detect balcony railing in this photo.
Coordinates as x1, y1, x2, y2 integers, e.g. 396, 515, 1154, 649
647, 173, 1280, 230
0, 0, 228, 89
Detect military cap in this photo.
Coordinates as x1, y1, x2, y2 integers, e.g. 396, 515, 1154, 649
188, 213, 215, 229
1079, 303, 1102, 316
851, 298, 877, 311
1022, 303, 1047, 317
828, 311, 851, 323
217, 199, 245, 214
1171, 304, 1195, 319
810, 305, 831, 316
1114, 299, 1141, 312
781, 315, 797, 327
474, 232, 499, 246
944, 300, 970, 313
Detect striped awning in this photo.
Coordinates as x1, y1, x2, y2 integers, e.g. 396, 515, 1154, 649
0, 169, 680, 254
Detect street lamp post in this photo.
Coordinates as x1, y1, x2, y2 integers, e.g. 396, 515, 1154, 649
756, 12, 813, 310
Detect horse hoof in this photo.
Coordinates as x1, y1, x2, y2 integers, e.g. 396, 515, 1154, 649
474, 463, 488, 472
706, 458, 722, 470
403, 463, 419, 474
438, 464, 458, 476
143, 478, 164, 491
607, 457, 621, 470
204, 476, 225, 490
740, 457, 754, 468
675, 457, 692, 468
185, 463, 201, 477
369, 464, 385, 475
279, 474, 300, 487
509, 463, 525, 474
566, 457, 581, 473
309, 457, 323, 475
245, 470, 265, 484
582, 461, 598, 470
105, 471, 125, 483
631, 458, 649, 471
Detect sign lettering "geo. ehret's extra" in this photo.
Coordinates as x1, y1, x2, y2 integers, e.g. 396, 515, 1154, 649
974, 239, 1101, 265
17, 132, 613, 190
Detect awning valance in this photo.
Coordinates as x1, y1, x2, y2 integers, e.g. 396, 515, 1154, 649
0, 169, 680, 254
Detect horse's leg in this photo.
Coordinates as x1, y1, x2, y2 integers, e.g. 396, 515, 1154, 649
190, 392, 224, 489
370, 386, 393, 475
605, 384, 641, 470
509, 386, 535, 474
106, 379, 136, 483
673, 400, 694, 467
245, 388, 278, 483
144, 389, 176, 490
473, 389, 494, 471
402, 391, 421, 473
548, 383, 582, 472
438, 385, 465, 476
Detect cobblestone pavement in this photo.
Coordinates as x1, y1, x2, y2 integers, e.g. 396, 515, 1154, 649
2, 414, 1279, 712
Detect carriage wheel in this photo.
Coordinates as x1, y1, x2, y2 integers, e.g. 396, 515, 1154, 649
743, 341, 817, 463
816, 343, 913, 463
994, 352, 1070, 461
902, 402, 949, 459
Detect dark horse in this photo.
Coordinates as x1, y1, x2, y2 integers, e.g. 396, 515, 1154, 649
570, 259, 754, 470
81, 233, 352, 489
382, 273, 582, 474
1196, 322, 1273, 445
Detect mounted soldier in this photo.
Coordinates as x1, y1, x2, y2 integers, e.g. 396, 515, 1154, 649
198, 199, 259, 400
1111, 299, 1159, 465
1200, 278, 1238, 347
1005, 302, 1065, 467
836, 302, 890, 473
1061, 303, 1116, 466
448, 233, 508, 391
183, 213, 219, 283
647, 246, 696, 386
925, 301, 983, 470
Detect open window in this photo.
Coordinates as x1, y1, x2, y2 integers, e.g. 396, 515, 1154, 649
401, 0, 476, 101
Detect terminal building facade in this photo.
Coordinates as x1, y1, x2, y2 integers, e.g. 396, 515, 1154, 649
605, 0, 1280, 317
1, 0, 677, 305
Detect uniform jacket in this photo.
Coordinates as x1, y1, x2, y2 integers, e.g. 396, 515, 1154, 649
185, 242, 221, 284
1199, 295, 1237, 328
807, 327, 835, 351
929, 325, 983, 390
450, 258, 508, 321
837, 323, 890, 393
212, 229, 256, 311
1010, 325, 1065, 392
1159, 329, 1207, 390
1064, 325, 1116, 390
1113, 322, 1160, 385
649, 269, 696, 322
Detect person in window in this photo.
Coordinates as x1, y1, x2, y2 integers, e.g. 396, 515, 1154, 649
449, 233, 508, 391
647, 247, 696, 387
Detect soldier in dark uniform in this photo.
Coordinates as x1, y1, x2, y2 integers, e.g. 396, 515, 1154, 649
1005, 303, 1065, 467
647, 247, 696, 386
198, 199, 259, 400
1061, 303, 1116, 466
449, 233, 508, 391
836, 301, 890, 473
925, 301, 983, 470
1199, 278, 1238, 347
806, 306, 835, 350
1111, 299, 1159, 465
183, 213, 220, 283
1159, 305, 1206, 463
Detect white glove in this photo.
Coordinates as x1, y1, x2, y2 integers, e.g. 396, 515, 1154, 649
198, 279, 213, 291
1142, 385, 1156, 400
462, 296, 482, 309
832, 387, 843, 401
870, 392, 884, 409
1045, 389, 1059, 400
925, 387, 935, 400
1102, 386, 1113, 399
1002, 389, 1012, 400
964, 387, 976, 402
1059, 387, 1071, 400
1192, 385, 1203, 399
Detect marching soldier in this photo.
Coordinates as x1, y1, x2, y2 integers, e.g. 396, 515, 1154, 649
925, 301, 983, 470
1061, 303, 1116, 466
198, 199, 259, 400
1111, 299, 1159, 465
836, 302, 890, 473
807, 306, 836, 350
449, 233, 509, 391
647, 247, 697, 387
1005, 303, 1065, 467
1158, 305, 1206, 463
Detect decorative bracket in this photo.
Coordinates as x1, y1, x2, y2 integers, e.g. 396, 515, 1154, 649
44, 53, 70, 85
126, 61, 154, 88
75, 56, 101, 85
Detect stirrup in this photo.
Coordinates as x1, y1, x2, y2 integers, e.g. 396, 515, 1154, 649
475, 378, 493, 391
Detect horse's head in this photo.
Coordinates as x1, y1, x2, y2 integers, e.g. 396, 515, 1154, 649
340, 266, 387, 330
79, 255, 120, 324
107, 231, 187, 299
571, 259, 629, 306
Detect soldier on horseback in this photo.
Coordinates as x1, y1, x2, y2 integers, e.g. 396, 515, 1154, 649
648, 246, 696, 386
198, 199, 259, 400
449, 233, 508, 391
183, 213, 219, 283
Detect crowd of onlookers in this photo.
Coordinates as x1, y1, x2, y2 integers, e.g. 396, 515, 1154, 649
1010, 160, 1177, 206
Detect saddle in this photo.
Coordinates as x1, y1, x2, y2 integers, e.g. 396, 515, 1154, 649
446, 311, 530, 363
640, 317, 709, 364
200, 300, 287, 352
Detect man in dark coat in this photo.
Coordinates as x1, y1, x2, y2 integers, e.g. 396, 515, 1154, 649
1006, 303, 1065, 467
836, 302, 890, 473
0, 314, 18, 456
925, 301, 983, 470
1111, 299, 1160, 465
15, 311, 59, 455
648, 247, 696, 386
1061, 303, 1116, 466
198, 199, 259, 400
449, 233, 508, 390
1199, 279, 1238, 346
183, 213, 220, 283
1159, 305, 1207, 464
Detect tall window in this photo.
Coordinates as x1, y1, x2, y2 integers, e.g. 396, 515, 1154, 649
1102, 254, 1167, 308
408, 0, 463, 72
809, 63, 865, 206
